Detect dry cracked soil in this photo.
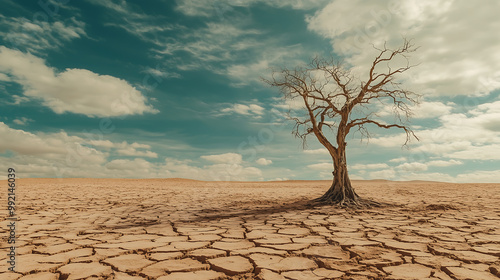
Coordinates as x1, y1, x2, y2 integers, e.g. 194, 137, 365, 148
1, 178, 499, 279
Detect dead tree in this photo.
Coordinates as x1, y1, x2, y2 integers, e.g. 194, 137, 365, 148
265, 39, 419, 207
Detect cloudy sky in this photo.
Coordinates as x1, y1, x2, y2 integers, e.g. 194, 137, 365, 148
1, 0, 499, 182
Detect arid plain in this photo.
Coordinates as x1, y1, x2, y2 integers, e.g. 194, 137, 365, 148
1, 178, 500, 279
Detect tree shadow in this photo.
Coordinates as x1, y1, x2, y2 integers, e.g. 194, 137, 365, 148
185, 199, 317, 223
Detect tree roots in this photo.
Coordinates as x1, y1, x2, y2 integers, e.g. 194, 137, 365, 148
310, 186, 385, 209
311, 195, 384, 208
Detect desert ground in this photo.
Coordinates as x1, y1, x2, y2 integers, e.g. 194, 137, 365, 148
1, 178, 500, 280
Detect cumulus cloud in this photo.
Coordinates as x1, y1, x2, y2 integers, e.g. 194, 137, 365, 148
0, 73, 9, 81
0, 47, 158, 117
0, 122, 166, 178
411, 102, 455, 119
397, 162, 428, 172
115, 144, 157, 158
396, 172, 455, 182
427, 160, 462, 167
447, 145, 500, 161
369, 169, 396, 179
13, 117, 33, 126
272, 97, 307, 112
378, 101, 454, 119
350, 163, 389, 170
0, 122, 108, 178
165, 157, 263, 181
88, 140, 157, 158
307, 162, 332, 170
220, 104, 265, 118
389, 157, 407, 163
256, 158, 272, 165
0, 123, 264, 180
0, 122, 78, 156
303, 148, 329, 155
227, 60, 269, 86
106, 158, 152, 171
371, 97, 500, 165
201, 153, 243, 164
455, 170, 500, 183
307, 0, 500, 96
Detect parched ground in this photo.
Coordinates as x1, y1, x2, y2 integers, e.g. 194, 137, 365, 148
1, 178, 500, 280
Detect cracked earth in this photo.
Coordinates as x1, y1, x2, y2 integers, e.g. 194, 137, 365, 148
1, 178, 499, 279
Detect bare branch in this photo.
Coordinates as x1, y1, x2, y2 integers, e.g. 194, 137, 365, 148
263, 38, 419, 157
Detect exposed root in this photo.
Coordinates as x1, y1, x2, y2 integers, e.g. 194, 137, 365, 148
310, 182, 386, 209
310, 195, 384, 209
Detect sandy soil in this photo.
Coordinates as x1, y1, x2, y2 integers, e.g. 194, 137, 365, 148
1, 178, 500, 279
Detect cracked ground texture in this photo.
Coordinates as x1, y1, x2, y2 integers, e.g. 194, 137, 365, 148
1, 178, 499, 279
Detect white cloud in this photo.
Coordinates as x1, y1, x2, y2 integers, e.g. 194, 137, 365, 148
369, 133, 410, 148
256, 158, 272, 165
447, 145, 500, 160
397, 172, 455, 182
412, 102, 455, 119
0, 122, 108, 177
0, 15, 85, 53
350, 163, 389, 170
307, 0, 500, 96
175, 0, 329, 17
372, 97, 500, 163
226, 44, 305, 86
0, 122, 166, 178
220, 104, 265, 118
158, 22, 261, 68
0, 122, 265, 180
88, 140, 157, 158
272, 97, 307, 111
0, 122, 84, 156
456, 170, 500, 183
389, 157, 407, 163
88, 0, 179, 46
378, 101, 454, 119
106, 158, 152, 171
116, 147, 158, 158
397, 162, 428, 172
369, 169, 396, 179
303, 148, 329, 155
88, 140, 116, 149
427, 160, 462, 167
270, 177, 289, 181
0, 47, 158, 118
393, 170, 500, 183
88, 0, 145, 19
307, 162, 332, 170
201, 153, 243, 164
227, 60, 269, 86
11, 95, 30, 105
164, 157, 263, 181
143, 67, 181, 79
0, 73, 9, 81
13, 117, 33, 126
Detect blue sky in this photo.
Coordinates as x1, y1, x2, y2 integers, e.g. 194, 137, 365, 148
0, 0, 499, 182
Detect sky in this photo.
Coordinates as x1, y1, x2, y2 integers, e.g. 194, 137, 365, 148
0, 0, 499, 182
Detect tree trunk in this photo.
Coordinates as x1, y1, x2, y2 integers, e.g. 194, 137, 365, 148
314, 158, 360, 206
313, 142, 366, 207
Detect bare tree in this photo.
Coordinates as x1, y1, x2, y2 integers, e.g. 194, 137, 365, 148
265, 39, 419, 207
